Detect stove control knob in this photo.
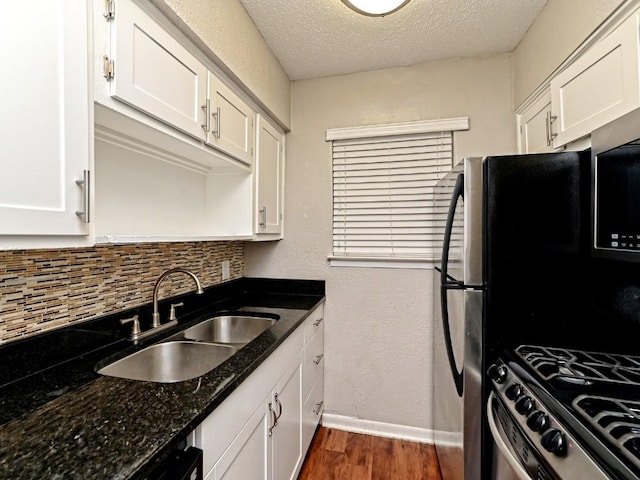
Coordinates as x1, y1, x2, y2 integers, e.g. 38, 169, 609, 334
541, 428, 567, 457
505, 383, 523, 401
527, 410, 549, 432
488, 364, 507, 384
515, 396, 535, 416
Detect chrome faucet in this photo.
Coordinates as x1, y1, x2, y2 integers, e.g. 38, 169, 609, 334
152, 268, 204, 328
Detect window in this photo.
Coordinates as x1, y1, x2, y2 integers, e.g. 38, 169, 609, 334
327, 118, 469, 268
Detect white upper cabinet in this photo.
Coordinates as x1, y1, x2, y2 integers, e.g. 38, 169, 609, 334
550, 11, 640, 147
206, 73, 256, 165
99, 0, 256, 166
254, 115, 284, 239
516, 91, 556, 154
109, 0, 208, 140
0, 2, 91, 243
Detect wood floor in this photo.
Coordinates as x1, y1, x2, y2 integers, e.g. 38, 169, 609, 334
298, 427, 444, 480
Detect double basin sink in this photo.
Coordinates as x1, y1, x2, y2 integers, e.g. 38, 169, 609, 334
97, 314, 278, 383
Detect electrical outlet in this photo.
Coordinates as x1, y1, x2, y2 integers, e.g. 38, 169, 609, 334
221, 260, 230, 280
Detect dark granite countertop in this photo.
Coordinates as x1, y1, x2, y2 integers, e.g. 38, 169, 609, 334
0, 277, 325, 480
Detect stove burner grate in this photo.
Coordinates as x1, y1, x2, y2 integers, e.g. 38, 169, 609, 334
516, 345, 640, 385
574, 394, 640, 471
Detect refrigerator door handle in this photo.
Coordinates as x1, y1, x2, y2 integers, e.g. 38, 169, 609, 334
440, 173, 464, 285
439, 173, 465, 398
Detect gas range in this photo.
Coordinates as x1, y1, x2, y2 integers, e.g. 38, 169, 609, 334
489, 345, 640, 479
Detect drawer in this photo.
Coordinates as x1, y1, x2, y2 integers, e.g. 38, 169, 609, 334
302, 374, 324, 454
303, 324, 324, 403
304, 304, 324, 344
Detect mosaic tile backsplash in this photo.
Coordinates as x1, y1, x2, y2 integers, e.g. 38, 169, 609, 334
0, 241, 244, 344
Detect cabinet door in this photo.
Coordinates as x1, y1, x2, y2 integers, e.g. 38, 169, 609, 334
271, 355, 303, 480
303, 324, 324, 404
550, 12, 640, 147
0, 2, 90, 236
206, 73, 255, 165
302, 375, 324, 455
110, 0, 208, 140
517, 92, 555, 154
255, 115, 284, 237
213, 399, 270, 480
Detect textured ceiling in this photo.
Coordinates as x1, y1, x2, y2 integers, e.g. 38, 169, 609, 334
239, 0, 548, 80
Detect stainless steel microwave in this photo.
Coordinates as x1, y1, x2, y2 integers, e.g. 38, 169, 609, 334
591, 107, 640, 261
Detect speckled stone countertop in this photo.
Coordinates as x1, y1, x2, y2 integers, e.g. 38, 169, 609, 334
0, 277, 325, 480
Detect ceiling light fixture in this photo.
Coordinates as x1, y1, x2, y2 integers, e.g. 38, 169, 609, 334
341, 0, 411, 17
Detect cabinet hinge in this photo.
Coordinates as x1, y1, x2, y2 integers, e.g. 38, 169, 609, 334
520, 125, 523, 135
103, 55, 115, 80
104, 0, 115, 20
251, 147, 254, 156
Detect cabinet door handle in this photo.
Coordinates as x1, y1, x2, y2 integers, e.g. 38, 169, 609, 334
201, 99, 210, 133
259, 206, 267, 228
313, 354, 324, 365
211, 107, 221, 139
268, 402, 278, 436
274, 392, 283, 421
75, 170, 90, 223
313, 401, 324, 416
313, 317, 324, 327
546, 111, 558, 146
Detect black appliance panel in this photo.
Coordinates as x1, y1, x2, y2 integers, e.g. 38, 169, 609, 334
482, 151, 592, 354
595, 142, 640, 258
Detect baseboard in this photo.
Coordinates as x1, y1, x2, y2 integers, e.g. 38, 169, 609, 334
431, 430, 463, 448
320, 413, 438, 444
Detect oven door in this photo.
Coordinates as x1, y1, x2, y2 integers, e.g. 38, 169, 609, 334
487, 392, 533, 480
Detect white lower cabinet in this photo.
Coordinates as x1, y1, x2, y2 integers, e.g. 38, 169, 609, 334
198, 304, 324, 480
271, 358, 303, 480
207, 395, 270, 480
302, 307, 325, 454
302, 374, 325, 454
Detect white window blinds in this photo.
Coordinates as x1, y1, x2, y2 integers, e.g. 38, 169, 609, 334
332, 130, 454, 259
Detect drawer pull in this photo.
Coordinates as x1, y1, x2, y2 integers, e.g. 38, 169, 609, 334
313, 317, 324, 327
274, 392, 283, 421
268, 402, 278, 436
313, 354, 324, 365
313, 401, 324, 416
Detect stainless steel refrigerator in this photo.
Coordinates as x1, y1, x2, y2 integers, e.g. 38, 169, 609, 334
432, 151, 590, 479
432, 157, 484, 480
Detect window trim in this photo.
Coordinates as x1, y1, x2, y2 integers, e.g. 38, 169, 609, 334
326, 117, 469, 141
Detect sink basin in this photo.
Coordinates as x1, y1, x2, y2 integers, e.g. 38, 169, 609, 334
97, 341, 236, 383
180, 315, 277, 347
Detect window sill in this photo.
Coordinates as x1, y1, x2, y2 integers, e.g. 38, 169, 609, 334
327, 256, 438, 269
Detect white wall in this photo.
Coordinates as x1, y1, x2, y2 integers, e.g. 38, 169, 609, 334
512, 0, 623, 108
245, 55, 516, 432
150, 0, 291, 130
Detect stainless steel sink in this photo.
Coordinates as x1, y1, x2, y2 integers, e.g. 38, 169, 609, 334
178, 315, 277, 347
97, 341, 236, 383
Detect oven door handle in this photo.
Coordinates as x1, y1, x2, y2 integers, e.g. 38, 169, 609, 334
487, 392, 533, 480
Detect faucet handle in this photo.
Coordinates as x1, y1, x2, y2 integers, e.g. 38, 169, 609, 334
169, 302, 184, 322
120, 314, 141, 340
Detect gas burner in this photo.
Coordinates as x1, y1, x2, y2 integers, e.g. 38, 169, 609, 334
574, 394, 640, 471
516, 345, 640, 385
